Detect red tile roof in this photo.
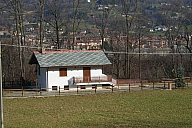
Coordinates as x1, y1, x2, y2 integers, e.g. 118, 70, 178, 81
34, 49, 103, 54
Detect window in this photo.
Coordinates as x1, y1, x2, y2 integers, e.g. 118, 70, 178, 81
64, 86, 69, 90
52, 86, 57, 90
80, 85, 86, 89
60, 68, 67, 76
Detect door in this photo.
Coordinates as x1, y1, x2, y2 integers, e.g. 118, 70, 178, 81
83, 67, 91, 82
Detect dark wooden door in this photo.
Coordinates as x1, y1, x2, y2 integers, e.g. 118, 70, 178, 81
83, 67, 91, 82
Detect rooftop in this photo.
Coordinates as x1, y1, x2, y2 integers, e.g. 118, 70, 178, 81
29, 49, 111, 67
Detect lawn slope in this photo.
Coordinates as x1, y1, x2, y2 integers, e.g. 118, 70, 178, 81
4, 89, 192, 128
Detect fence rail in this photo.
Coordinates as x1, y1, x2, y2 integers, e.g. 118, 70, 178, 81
3, 81, 192, 98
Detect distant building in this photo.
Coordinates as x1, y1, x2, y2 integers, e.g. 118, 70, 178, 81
0, 30, 11, 39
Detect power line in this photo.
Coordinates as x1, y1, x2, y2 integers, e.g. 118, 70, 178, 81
0, 43, 67, 51
104, 51, 192, 55
0, 43, 38, 49
0, 43, 192, 55
0, 43, 61, 51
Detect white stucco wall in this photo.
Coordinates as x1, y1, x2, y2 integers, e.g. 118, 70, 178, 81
91, 67, 105, 76
48, 68, 71, 88
38, 66, 106, 91
67, 68, 83, 77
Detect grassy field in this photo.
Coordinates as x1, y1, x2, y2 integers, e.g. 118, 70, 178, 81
3, 89, 192, 128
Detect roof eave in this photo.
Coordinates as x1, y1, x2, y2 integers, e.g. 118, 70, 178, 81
28, 53, 38, 65
39, 64, 112, 68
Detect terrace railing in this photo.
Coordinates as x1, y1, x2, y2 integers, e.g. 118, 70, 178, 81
74, 75, 112, 83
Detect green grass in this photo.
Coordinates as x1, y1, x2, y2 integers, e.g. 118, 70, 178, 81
3, 89, 192, 128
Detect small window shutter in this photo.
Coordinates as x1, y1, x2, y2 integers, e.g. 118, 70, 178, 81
60, 68, 67, 76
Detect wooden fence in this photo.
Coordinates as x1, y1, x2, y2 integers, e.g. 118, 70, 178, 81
3, 81, 192, 98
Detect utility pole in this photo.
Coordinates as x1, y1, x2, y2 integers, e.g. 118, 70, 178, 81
0, 43, 4, 128
39, 0, 44, 53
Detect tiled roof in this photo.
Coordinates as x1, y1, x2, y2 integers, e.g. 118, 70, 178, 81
33, 51, 111, 67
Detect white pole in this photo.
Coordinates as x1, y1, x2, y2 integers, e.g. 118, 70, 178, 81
0, 43, 4, 128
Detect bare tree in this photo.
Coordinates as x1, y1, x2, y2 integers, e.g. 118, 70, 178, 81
160, 0, 190, 77
71, 0, 94, 49
107, 13, 127, 78
38, 0, 44, 52
8, 0, 26, 79
44, 0, 68, 49
121, 0, 140, 78
92, 0, 117, 50
1, 0, 37, 81
133, 2, 148, 79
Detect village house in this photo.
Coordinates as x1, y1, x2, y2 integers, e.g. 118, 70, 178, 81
29, 49, 112, 91
0, 30, 11, 39
146, 37, 168, 48
75, 35, 102, 50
